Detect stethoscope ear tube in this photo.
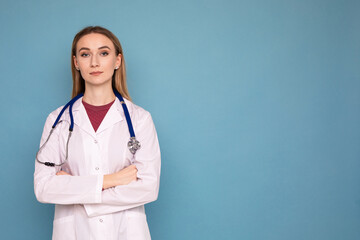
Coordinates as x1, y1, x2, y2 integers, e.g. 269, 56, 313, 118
36, 121, 73, 167
36, 128, 56, 167
36, 93, 83, 167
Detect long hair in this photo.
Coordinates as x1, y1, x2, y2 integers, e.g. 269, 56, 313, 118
71, 26, 131, 100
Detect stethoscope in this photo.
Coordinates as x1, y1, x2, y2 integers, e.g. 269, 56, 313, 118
36, 89, 141, 167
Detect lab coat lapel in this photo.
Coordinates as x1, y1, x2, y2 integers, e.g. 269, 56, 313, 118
72, 98, 97, 138
95, 98, 123, 134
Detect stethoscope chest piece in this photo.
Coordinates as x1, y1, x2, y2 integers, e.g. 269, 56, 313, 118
128, 137, 141, 154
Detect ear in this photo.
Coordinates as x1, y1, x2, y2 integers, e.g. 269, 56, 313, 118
73, 55, 79, 69
116, 54, 122, 68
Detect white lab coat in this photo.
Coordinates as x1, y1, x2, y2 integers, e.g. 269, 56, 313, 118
34, 97, 161, 240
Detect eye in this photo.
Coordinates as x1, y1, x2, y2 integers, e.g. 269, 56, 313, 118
80, 52, 90, 57
100, 51, 109, 56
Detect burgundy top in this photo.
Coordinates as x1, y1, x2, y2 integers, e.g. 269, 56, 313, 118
82, 99, 115, 132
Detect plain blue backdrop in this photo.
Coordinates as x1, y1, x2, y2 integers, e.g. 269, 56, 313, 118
0, 0, 359, 239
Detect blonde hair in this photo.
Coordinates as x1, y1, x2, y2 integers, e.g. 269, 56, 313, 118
71, 26, 131, 100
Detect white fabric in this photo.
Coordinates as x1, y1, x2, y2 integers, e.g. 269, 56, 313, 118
34, 97, 161, 240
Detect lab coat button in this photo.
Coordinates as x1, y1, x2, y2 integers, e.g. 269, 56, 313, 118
95, 167, 99, 170
99, 218, 103, 223
94, 139, 98, 144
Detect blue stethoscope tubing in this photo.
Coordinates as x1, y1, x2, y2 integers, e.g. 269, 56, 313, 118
36, 89, 141, 167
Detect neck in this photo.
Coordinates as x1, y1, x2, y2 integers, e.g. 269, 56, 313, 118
83, 83, 115, 106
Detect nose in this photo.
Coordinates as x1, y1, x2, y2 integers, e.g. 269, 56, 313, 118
90, 55, 100, 67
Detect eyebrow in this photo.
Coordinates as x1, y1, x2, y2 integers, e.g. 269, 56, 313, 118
78, 46, 111, 52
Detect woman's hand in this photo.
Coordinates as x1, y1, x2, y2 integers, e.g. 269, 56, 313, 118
56, 171, 71, 176
103, 165, 138, 190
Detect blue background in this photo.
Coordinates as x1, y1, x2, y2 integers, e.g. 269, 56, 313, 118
0, 0, 359, 239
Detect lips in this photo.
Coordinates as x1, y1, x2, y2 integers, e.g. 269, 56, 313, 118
90, 71, 103, 76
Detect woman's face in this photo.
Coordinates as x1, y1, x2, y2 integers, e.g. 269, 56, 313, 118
73, 33, 121, 88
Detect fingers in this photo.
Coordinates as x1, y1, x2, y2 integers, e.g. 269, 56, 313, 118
115, 165, 138, 185
130, 165, 138, 178
127, 164, 137, 171
56, 171, 71, 176
125, 165, 138, 175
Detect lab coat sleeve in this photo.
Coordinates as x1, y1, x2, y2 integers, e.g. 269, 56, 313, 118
34, 112, 103, 205
83, 111, 161, 217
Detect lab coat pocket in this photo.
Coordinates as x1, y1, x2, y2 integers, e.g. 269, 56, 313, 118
52, 215, 76, 240
126, 211, 151, 240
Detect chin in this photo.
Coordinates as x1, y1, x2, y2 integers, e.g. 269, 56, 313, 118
85, 75, 113, 86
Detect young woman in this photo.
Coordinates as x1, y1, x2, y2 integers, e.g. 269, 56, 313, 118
34, 26, 161, 240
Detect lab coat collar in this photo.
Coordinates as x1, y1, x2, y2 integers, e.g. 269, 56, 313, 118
71, 96, 126, 138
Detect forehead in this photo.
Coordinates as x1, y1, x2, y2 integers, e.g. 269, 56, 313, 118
76, 33, 115, 51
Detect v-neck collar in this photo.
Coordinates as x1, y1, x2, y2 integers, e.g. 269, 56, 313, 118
70, 97, 125, 138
